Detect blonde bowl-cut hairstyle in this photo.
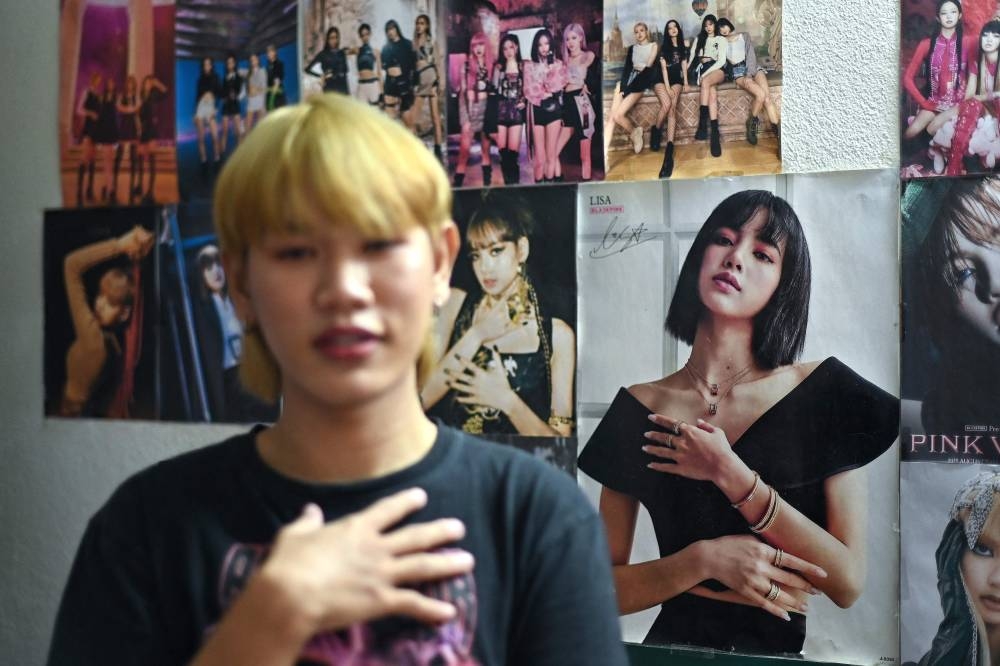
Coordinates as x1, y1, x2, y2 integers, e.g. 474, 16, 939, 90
213, 93, 453, 404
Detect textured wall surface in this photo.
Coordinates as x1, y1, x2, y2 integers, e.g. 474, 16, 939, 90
0, 1, 900, 664
782, 1, 900, 172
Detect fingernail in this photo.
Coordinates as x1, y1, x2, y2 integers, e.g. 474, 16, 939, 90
641, 445, 651, 452
647, 414, 657, 422
799, 602, 809, 613
452, 550, 475, 565
782, 612, 790, 621
817, 568, 829, 578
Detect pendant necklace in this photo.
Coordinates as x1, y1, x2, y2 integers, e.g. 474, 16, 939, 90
684, 361, 753, 416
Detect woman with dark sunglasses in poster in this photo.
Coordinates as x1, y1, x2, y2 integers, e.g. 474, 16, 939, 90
421, 193, 575, 437
579, 190, 898, 656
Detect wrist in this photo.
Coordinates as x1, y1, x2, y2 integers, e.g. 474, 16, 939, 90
715, 458, 754, 503
688, 540, 713, 582
248, 566, 320, 646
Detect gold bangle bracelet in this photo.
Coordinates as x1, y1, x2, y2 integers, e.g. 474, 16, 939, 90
731, 471, 760, 508
751, 490, 782, 534
547, 415, 574, 431
749, 486, 777, 533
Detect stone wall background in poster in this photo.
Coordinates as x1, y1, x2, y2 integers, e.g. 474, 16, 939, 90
602, 0, 782, 181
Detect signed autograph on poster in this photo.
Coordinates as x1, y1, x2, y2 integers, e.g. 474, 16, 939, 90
588, 216, 654, 259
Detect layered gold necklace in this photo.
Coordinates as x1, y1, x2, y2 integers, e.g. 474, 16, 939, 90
683, 361, 754, 416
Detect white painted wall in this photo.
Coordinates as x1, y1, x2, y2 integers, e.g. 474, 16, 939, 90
0, 1, 898, 663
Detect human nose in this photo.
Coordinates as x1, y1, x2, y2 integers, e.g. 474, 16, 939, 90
988, 559, 1000, 587
315, 253, 372, 309
723, 244, 745, 271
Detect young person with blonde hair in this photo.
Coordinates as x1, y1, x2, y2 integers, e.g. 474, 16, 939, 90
48, 93, 626, 665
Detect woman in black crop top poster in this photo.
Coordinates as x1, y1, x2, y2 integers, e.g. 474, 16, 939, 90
422, 187, 576, 440
576, 172, 900, 662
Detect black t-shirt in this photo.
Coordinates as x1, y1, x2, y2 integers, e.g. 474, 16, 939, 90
49, 426, 627, 665
578, 357, 899, 655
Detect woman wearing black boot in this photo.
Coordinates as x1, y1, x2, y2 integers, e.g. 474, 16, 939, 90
95, 78, 120, 204
688, 14, 726, 157
454, 32, 495, 187
717, 19, 780, 149
656, 20, 689, 178
137, 76, 168, 204
75, 72, 101, 206
490, 33, 526, 185
116, 76, 141, 205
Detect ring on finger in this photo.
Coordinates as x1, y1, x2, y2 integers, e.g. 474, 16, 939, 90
765, 582, 780, 601
677, 420, 688, 432
665, 435, 675, 449
773, 548, 784, 568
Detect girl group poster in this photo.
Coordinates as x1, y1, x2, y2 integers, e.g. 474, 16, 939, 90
46, 1, 1000, 665
900, 176, 1000, 666
899, 3, 1000, 660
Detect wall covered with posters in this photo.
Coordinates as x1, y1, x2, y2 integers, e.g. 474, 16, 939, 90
0, 1, 900, 666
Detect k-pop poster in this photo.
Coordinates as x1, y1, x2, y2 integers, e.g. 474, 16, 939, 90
602, 0, 782, 182
422, 186, 578, 473
901, 177, 1000, 463
900, 462, 1000, 666
301, 0, 445, 158
175, 0, 299, 201
445, 0, 604, 188
575, 171, 900, 663
156, 203, 280, 424
59, 0, 179, 208
900, 0, 1000, 178
44, 207, 162, 421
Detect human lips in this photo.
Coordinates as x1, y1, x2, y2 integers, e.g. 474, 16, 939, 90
980, 593, 1000, 615
712, 271, 742, 292
312, 326, 381, 360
